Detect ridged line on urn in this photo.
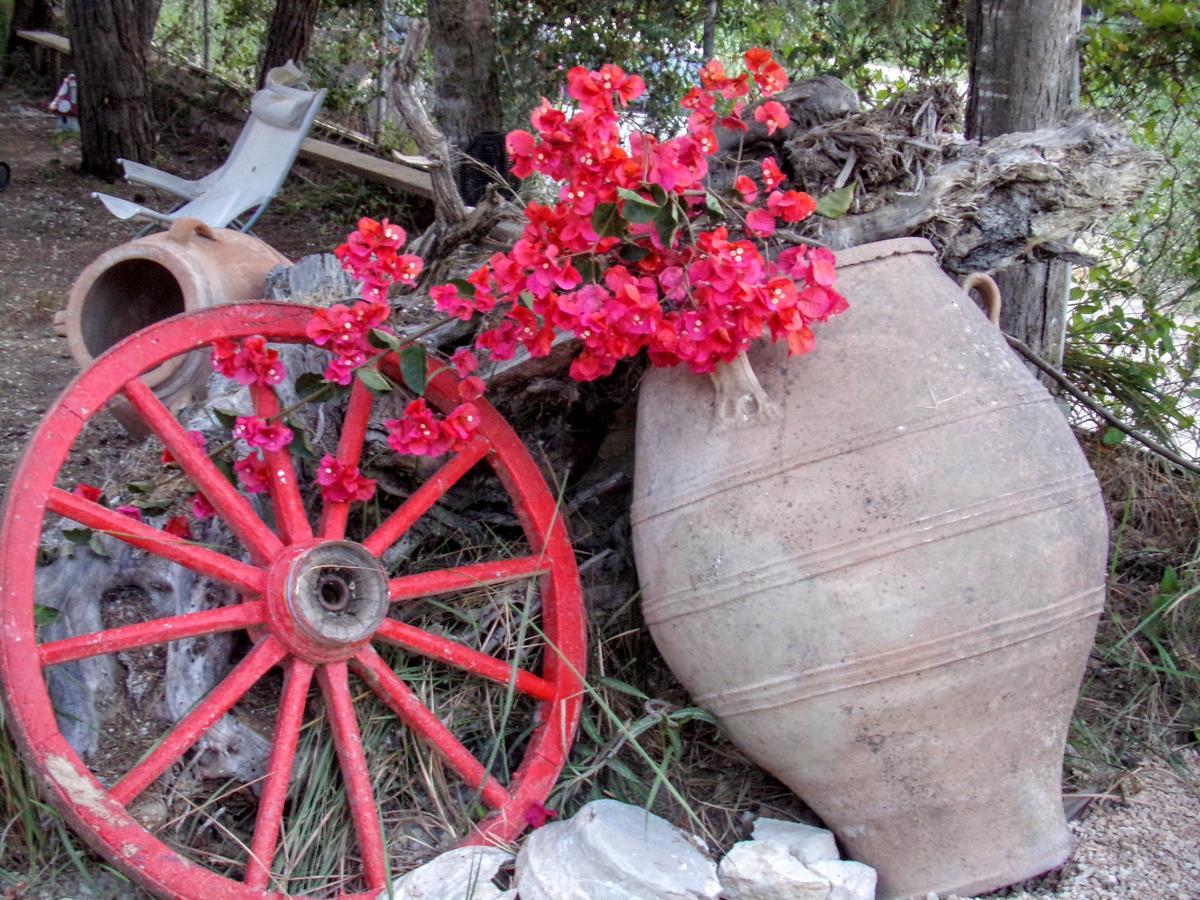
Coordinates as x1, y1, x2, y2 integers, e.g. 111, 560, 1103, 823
630, 380, 1050, 528
642, 469, 1102, 626
696, 584, 1104, 717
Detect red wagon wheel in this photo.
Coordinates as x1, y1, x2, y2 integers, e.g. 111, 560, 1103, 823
0, 302, 586, 899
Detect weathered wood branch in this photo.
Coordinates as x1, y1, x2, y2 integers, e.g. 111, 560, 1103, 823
808, 111, 1162, 273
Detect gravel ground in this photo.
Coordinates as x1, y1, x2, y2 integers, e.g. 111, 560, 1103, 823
960, 749, 1200, 899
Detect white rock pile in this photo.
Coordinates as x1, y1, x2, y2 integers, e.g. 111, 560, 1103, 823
376, 800, 876, 899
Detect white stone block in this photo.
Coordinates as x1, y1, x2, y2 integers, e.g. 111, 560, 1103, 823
809, 859, 877, 900
377, 846, 513, 899
718, 840, 832, 900
750, 818, 840, 864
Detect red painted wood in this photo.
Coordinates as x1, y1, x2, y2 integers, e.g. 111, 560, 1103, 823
251, 383, 313, 545
0, 303, 586, 898
319, 378, 373, 540
40, 601, 265, 666
387, 555, 549, 603
374, 617, 556, 700
351, 647, 512, 810
110, 636, 286, 805
361, 436, 490, 557
124, 378, 284, 564
245, 658, 314, 890
319, 662, 387, 891
46, 487, 265, 593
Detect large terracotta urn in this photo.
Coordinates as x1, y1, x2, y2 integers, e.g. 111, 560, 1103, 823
62, 218, 289, 429
631, 238, 1107, 898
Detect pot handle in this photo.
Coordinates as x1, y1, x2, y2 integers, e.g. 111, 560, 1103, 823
709, 352, 781, 429
961, 273, 1002, 326
166, 217, 217, 244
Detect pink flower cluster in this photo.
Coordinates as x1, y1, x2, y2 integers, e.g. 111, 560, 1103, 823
333, 217, 423, 302
210, 336, 286, 386
384, 399, 480, 457
316, 454, 376, 503
429, 50, 846, 380
305, 297, 390, 385
233, 416, 294, 452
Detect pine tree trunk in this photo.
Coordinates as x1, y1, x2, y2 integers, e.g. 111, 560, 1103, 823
64, 0, 161, 180
427, 0, 502, 149
966, 0, 1081, 368
256, 0, 321, 89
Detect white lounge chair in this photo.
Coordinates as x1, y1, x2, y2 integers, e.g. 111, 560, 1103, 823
92, 65, 327, 232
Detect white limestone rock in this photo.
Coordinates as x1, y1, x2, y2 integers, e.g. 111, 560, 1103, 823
376, 846, 514, 899
718, 840, 832, 900
810, 859, 877, 900
750, 818, 840, 864
515, 799, 721, 900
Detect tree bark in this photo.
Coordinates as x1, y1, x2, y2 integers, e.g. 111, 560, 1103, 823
64, 0, 161, 180
256, 0, 321, 89
966, 0, 1081, 368
427, 0, 502, 149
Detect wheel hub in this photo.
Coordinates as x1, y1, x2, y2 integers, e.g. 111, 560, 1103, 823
266, 540, 389, 661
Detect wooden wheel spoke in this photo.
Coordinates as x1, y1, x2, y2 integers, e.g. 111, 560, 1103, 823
351, 647, 511, 810
317, 662, 388, 891
40, 602, 265, 667
374, 618, 555, 701
387, 555, 549, 604
46, 488, 264, 594
362, 435, 490, 557
109, 636, 286, 806
122, 379, 283, 563
251, 384, 313, 545
319, 379, 373, 540
244, 658, 314, 890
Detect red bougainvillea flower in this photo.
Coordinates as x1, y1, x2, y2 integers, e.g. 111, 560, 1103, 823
163, 515, 192, 540
761, 157, 785, 190
233, 416, 294, 453
745, 208, 777, 237
754, 100, 790, 136
191, 493, 216, 520
72, 483, 102, 503
233, 453, 272, 494
385, 398, 452, 457
449, 348, 479, 377
524, 801, 557, 829
161, 429, 207, 465
440, 403, 481, 451
210, 336, 286, 386
767, 189, 817, 223
114, 505, 142, 521
315, 454, 376, 503
457, 376, 485, 401
734, 175, 758, 204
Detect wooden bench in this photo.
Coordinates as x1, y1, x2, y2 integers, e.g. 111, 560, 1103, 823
299, 138, 434, 200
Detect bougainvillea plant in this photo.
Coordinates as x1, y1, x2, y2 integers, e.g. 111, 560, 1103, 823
72, 50, 846, 535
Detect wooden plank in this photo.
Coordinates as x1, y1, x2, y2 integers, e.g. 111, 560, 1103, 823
16, 30, 71, 54
300, 138, 434, 200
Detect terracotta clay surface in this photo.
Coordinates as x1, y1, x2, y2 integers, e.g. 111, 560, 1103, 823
63, 218, 290, 423
631, 238, 1108, 899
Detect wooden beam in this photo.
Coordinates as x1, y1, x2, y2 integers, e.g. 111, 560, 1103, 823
299, 138, 434, 200
16, 30, 71, 54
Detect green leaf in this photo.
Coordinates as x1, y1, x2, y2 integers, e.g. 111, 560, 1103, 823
577, 256, 602, 282
88, 534, 110, 558
816, 184, 855, 219
1101, 426, 1126, 446
132, 499, 171, 516
356, 365, 394, 394
368, 328, 405, 352
126, 480, 157, 494
704, 191, 725, 219
399, 345, 428, 395
34, 604, 60, 628
62, 527, 93, 544
449, 278, 476, 297
617, 187, 661, 224
653, 201, 681, 248
597, 676, 649, 700
619, 243, 651, 264
591, 202, 623, 238
211, 408, 239, 429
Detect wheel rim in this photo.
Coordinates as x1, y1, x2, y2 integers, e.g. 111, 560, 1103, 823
0, 302, 586, 898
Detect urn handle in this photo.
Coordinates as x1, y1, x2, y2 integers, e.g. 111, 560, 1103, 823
961, 273, 1002, 326
166, 217, 218, 244
709, 352, 781, 429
